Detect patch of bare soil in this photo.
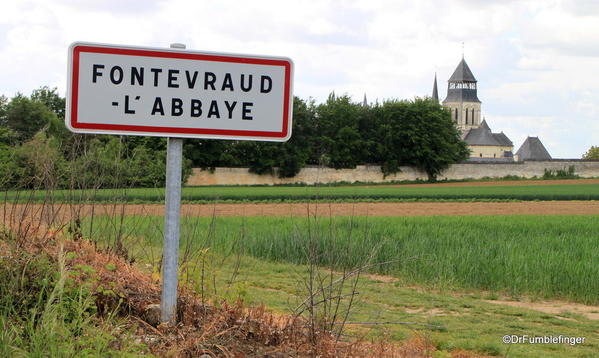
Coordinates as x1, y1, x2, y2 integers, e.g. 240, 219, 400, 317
365, 273, 399, 283
404, 308, 448, 316
379, 179, 599, 187
483, 299, 599, 321
4, 201, 599, 221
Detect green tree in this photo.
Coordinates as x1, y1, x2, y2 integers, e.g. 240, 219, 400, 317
14, 132, 68, 189
582, 146, 599, 160
376, 98, 469, 181
31, 86, 66, 119
0, 95, 7, 119
0, 127, 18, 146
229, 97, 317, 178
184, 97, 316, 179
68, 137, 191, 189
276, 97, 315, 177
0, 95, 57, 142
183, 139, 234, 172
0, 144, 22, 189
313, 94, 368, 168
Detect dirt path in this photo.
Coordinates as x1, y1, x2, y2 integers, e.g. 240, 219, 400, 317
365, 274, 599, 321
3, 201, 599, 224
483, 299, 599, 321
379, 178, 599, 187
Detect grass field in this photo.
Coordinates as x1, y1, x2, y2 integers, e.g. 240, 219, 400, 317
72, 214, 599, 357
7, 178, 599, 357
3, 231, 597, 358
216, 255, 599, 358
82, 215, 599, 305
8, 182, 599, 203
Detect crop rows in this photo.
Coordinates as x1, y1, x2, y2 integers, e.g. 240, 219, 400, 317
8, 183, 599, 203
84, 215, 599, 305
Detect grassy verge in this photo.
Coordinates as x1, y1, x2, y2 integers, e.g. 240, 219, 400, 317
6, 182, 599, 203
83, 215, 599, 305
0, 236, 146, 357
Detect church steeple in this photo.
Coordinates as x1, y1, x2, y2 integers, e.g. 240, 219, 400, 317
432, 73, 439, 103
444, 58, 480, 103
442, 57, 482, 131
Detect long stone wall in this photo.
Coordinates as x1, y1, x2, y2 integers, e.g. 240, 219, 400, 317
186, 160, 599, 186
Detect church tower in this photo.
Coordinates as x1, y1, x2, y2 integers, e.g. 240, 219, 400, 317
442, 58, 481, 132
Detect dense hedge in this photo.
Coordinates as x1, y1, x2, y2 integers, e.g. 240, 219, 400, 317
185, 94, 469, 181
0, 88, 469, 189
0, 88, 191, 190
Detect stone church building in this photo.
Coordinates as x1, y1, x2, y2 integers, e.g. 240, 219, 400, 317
433, 58, 551, 161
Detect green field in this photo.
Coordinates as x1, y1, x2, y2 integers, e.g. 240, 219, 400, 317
9, 182, 599, 202
3, 228, 598, 358
216, 256, 599, 358
74, 214, 599, 357
83, 215, 599, 305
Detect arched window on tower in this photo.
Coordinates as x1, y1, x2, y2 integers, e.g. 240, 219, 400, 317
465, 108, 469, 124
472, 108, 475, 123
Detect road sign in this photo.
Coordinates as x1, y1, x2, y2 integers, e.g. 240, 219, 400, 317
66, 42, 294, 141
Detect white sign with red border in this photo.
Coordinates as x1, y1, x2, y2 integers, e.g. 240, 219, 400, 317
66, 42, 293, 141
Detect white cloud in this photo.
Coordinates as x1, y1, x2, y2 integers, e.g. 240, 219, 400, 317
0, 0, 598, 157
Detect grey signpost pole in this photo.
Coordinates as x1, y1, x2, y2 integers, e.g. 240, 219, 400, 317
160, 43, 186, 325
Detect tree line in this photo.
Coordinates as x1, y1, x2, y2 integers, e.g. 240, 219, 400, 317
0, 87, 471, 189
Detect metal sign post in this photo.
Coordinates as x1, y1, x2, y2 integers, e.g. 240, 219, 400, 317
160, 44, 186, 324
66, 41, 293, 325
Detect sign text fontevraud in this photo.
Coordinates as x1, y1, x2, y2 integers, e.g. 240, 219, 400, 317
66, 42, 294, 141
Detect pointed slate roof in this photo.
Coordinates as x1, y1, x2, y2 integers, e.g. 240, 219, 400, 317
463, 126, 499, 146
516, 137, 552, 160
432, 74, 439, 103
463, 120, 513, 147
494, 132, 513, 146
443, 57, 481, 103
449, 58, 477, 82
480, 119, 490, 130
362, 94, 368, 107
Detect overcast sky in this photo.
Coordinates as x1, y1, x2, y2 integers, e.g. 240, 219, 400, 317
1, 0, 597, 157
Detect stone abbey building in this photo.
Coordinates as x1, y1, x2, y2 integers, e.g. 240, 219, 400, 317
433, 58, 551, 161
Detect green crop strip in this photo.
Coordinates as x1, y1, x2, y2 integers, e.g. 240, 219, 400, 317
7, 183, 599, 203
82, 215, 599, 305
